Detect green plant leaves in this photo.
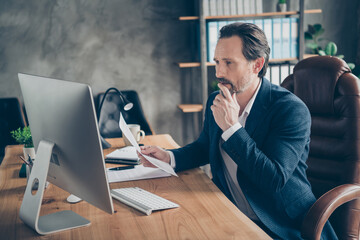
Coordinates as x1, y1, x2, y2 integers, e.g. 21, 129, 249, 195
313, 24, 323, 32
314, 28, 324, 37
325, 42, 337, 56
318, 50, 326, 56
306, 42, 318, 50
306, 24, 324, 37
304, 23, 359, 79
347, 63, 355, 70
304, 32, 313, 40
307, 24, 316, 35
210, 80, 220, 92
305, 23, 325, 54
10, 126, 34, 148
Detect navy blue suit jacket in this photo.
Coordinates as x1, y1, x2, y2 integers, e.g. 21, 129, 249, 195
171, 78, 337, 239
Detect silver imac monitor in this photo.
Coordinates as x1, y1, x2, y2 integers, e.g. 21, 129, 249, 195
18, 73, 114, 235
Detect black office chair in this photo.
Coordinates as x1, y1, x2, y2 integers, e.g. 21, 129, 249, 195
0, 98, 26, 164
97, 90, 154, 139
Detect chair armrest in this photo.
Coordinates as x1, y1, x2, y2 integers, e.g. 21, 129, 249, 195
301, 184, 360, 240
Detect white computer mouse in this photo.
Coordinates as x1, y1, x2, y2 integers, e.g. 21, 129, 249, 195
66, 194, 82, 204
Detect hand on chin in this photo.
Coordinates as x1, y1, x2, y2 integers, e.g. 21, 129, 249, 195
211, 84, 240, 131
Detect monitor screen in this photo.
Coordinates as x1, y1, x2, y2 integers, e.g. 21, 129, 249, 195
18, 73, 113, 234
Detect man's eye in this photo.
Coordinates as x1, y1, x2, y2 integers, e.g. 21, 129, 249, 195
226, 61, 232, 65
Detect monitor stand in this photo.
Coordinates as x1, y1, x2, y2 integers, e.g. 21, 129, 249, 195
19, 140, 90, 235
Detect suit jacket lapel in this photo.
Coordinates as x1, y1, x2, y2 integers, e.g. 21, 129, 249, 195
210, 78, 272, 177
211, 122, 223, 167
245, 78, 271, 136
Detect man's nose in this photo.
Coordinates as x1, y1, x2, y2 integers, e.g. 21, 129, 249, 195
215, 64, 225, 78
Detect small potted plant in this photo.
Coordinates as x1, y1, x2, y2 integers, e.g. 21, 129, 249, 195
304, 23, 357, 72
11, 126, 35, 160
277, 0, 287, 12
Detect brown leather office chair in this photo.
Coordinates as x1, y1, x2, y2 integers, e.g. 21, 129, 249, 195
281, 56, 360, 240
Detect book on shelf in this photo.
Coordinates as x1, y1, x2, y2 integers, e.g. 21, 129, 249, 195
230, 0, 237, 15
223, 0, 231, 15
209, 0, 217, 16
217, 0, 224, 15
207, 21, 218, 63
243, 0, 251, 14
254, 19, 263, 31
270, 65, 280, 86
251, 0, 258, 14
227, 20, 238, 25
266, 63, 295, 86
236, 0, 244, 15
218, 20, 227, 31
290, 18, 299, 58
206, 17, 298, 61
264, 65, 271, 81
282, 18, 291, 60
203, 0, 209, 16
203, 0, 263, 16
263, 18, 273, 59
280, 64, 290, 83
255, 0, 263, 14
272, 18, 282, 59
244, 19, 253, 24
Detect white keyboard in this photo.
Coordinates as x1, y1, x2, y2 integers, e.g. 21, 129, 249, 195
111, 187, 179, 215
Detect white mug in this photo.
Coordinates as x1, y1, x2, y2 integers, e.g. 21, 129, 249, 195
123, 124, 145, 146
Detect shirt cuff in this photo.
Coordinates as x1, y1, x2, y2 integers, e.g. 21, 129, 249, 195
168, 151, 176, 169
221, 122, 242, 141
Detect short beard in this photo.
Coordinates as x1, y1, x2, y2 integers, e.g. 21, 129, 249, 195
217, 76, 255, 94
237, 79, 252, 93
217, 78, 239, 95
217, 78, 245, 95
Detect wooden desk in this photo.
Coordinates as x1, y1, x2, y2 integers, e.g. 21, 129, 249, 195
0, 134, 270, 239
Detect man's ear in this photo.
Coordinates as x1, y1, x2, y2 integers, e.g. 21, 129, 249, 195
253, 57, 265, 75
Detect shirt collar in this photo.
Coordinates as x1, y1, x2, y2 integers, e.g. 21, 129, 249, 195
239, 79, 262, 123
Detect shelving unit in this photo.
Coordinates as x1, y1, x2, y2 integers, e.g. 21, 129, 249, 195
178, 104, 203, 113
177, 0, 321, 119
179, 9, 322, 21
177, 55, 317, 69
177, 0, 322, 113
177, 58, 298, 68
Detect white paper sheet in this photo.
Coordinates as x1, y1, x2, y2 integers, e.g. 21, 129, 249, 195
119, 113, 178, 177
107, 165, 171, 183
106, 146, 138, 160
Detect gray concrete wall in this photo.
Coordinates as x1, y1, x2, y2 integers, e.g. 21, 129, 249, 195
0, 0, 358, 146
0, 0, 195, 146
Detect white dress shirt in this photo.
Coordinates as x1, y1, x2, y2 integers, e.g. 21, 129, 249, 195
219, 81, 261, 220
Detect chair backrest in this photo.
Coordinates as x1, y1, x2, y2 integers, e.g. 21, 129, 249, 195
97, 90, 153, 138
281, 56, 360, 239
0, 98, 26, 160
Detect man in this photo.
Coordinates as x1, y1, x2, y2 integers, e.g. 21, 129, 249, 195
139, 23, 337, 239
